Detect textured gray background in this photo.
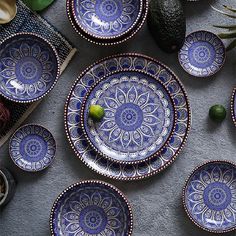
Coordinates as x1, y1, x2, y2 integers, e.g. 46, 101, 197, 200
1, 0, 236, 235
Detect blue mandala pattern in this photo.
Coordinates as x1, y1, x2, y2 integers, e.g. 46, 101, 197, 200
73, 0, 140, 37
65, 55, 191, 180
179, 31, 225, 77
0, 34, 59, 102
51, 182, 132, 235
9, 124, 56, 172
82, 71, 175, 163
184, 162, 236, 232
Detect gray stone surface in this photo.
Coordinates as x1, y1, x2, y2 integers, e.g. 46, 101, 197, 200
1, 0, 236, 235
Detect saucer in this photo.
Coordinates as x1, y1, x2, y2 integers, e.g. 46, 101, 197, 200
80, 69, 176, 164
50, 180, 133, 235
178, 31, 226, 77
183, 161, 236, 233
9, 124, 56, 172
0, 33, 60, 103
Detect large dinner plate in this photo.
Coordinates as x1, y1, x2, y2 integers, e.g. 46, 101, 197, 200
50, 180, 133, 235
65, 53, 191, 180
80, 69, 176, 164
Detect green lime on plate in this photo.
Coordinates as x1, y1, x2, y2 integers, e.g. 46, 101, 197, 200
209, 104, 226, 122
89, 105, 105, 122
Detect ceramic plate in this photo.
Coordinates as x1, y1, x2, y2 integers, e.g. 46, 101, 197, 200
72, 0, 142, 39
67, 0, 148, 45
81, 69, 176, 164
65, 53, 191, 180
9, 124, 56, 172
231, 88, 236, 127
50, 180, 133, 236
178, 31, 226, 77
183, 161, 236, 233
0, 33, 60, 103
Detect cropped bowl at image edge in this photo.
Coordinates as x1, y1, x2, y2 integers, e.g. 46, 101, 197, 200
183, 160, 236, 233
0, 32, 60, 103
67, 0, 148, 45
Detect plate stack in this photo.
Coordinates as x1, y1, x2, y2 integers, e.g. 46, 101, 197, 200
65, 53, 191, 181
66, 0, 148, 45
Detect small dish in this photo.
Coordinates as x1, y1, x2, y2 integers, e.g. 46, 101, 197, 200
9, 124, 56, 172
67, 0, 148, 45
0, 33, 60, 103
231, 88, 236, 127
0, 168, 16, 207
178, 30, 226, 77
80, 69, 176, 164
50, 180, 133, 235
183, 160, 236, 233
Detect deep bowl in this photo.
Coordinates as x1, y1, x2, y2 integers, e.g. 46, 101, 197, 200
183, 160, 236, 233
50, 180, 133, 235
0, 33, 60, 103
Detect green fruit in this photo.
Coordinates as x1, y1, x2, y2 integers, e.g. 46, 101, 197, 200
148, 0, 186, 53
209, 105, 227, 122
23, 0, 54, 11
89, 105, 105, 122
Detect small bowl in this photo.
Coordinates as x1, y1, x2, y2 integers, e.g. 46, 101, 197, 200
9, 124, 56, 172
0, 33, 60, 103
67, 0, 148, 45
178, 30, 226, 78
50, 180, 133, 236
183, 160, 236, 233
0, 168, 16, 207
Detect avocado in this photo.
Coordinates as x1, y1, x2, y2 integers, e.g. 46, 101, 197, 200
148, 0, 186, 53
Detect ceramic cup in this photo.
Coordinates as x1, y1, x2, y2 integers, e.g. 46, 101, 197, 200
0, 168, 16, 207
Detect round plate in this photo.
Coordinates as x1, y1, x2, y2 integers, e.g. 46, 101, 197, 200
231, 88, 236, 127
67, 0, 148, 45
50, 180, 133, 236
81, 69, 176, 164
178, 31, 226, 78
9, 124, 56, 172
0, 33, 60, 103
65, 53, 191, 181
183, 161, 236, 233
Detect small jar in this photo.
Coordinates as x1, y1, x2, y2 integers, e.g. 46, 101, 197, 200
0, 168, 16, 207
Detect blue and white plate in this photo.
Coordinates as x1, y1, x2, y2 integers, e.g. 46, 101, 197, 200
9, 124, 56, 172
50, 180, 133, 236
81, 70, 176, 164
178, 31, 226, 77
231, 88, 236, 127
0, 33, 60, 103
67, 0, 148, 45
183, 161, 236, 233
65, 54, 191, 180
71, 0, 143, 39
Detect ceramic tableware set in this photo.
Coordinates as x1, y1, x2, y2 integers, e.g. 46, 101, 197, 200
0, 0, 236, 235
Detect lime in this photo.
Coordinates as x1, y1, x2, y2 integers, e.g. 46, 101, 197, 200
209, 105, 226, 122
89, 105, 105, 122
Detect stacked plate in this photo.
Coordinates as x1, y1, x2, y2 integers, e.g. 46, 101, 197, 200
65, 53, 191, 181
66, 0, 148, 45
